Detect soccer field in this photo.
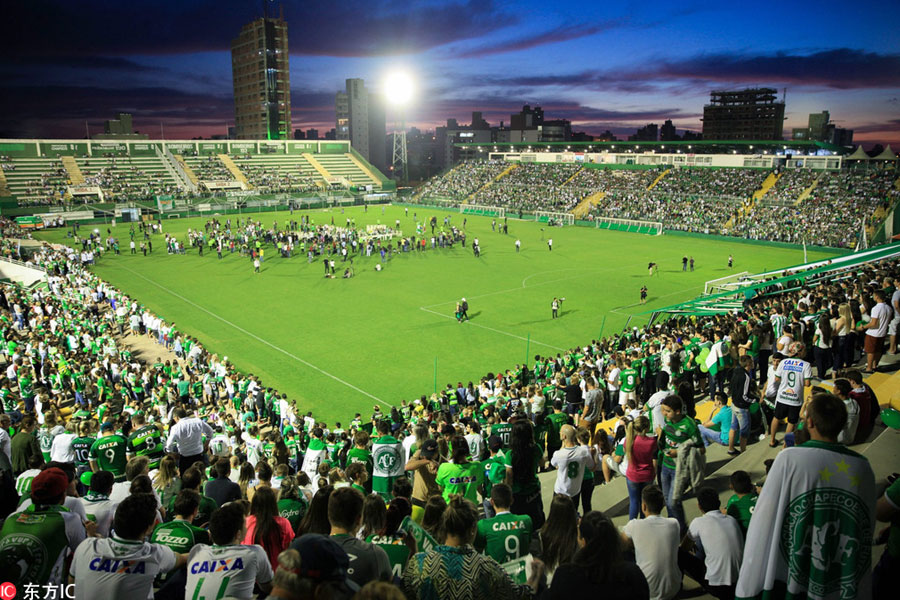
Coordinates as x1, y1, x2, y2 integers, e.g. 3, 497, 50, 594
35, 205, 835, 423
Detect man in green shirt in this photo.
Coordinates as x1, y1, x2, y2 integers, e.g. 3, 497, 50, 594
151, 489, 209, 556
127, 414, 164, 469
545, 401, 569, 461
490, 411, 513, 449
724, 470, 757, 537
658, 395, 704, 533
372, 420, 404, 500
89, 421, 128, 480
474, 483, 533, 564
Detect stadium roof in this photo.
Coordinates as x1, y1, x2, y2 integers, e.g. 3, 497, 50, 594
641, 242, 900, 316
455, 139, 848, 155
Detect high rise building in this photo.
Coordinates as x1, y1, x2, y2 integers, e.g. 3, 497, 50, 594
629, 123, 658, 142
231, 10, 291, 140
702, 88, 785, 140
660, 119, 678, 141
335, 79, 387, 173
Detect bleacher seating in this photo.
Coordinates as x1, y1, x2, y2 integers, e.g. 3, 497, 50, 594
314, 154, 381, 187
1, 157, 70, 206
76, 155, 183, 203
230, 154, 321, 193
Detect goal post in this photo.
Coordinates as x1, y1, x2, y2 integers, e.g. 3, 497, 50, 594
460, 204, 506, 218
595, 217, 663, 236
535, 211, 575, 226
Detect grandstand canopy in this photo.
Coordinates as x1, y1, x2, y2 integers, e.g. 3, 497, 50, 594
846, 146, 871, 160
873, 145, 896, 161
642, 243, 900, 316
455, 139, 849, 155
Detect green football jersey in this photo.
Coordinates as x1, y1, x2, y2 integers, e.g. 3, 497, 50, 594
71, 436, 95, 467
659, 415, 702, 470
726, 493, 758, 535
490, 423, 513, 448
475, 511, 533, 564
620, 368, 638, 393
435, 461, 484, 503
0, 504, 78, 586
367, 533, 410, 579
127, 425, 164, 467
89, 434, 128, 476
151, 519, 209, 554
278, 498, 308, 533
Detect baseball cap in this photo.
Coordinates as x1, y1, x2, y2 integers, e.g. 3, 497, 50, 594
488, 435, 503, 452
80, 471, 94, 488
31, 467, 69, 504
421, 439, 439, 459
100, 421, 116, 432
290, 534, 359, 592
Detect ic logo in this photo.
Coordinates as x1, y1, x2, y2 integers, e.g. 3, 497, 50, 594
0, 582, 16, 600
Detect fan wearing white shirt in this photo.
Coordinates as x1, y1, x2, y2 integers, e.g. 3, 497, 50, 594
185, 502, 273, 600
165, 408, 214, 474
681, 486, 744, 600
70, 493, 187, 600
621, 484, 681, 600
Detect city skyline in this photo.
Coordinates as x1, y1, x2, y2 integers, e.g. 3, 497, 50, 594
1, 1, 898, 146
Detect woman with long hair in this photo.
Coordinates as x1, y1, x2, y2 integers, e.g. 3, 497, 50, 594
276, 475, 308, 536
544, 511, 649, 599
243, 485, 295, 569
757, 320, 774, 386
296, 484, 334, 537
237, 461, 256, 500
420, 494, 446, 540
359, 492, 387, 540
403, 496, 542, 600
624, 415, 657, 520
505, 420, 546, 528
435, 435, 483, 503
537, 494, 578, 583
152, 455, 181, 510
812, 314, 833, 379
834, 303, 853, 371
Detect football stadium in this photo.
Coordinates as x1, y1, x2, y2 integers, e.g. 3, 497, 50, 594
1, 3, 900, 600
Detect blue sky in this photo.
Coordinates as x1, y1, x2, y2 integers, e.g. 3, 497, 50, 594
1, 0, 898, 145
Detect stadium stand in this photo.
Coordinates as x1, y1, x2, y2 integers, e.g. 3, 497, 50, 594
1, 212, 897, 600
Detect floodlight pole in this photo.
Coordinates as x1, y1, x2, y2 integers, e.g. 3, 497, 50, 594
391, 115, 408, 185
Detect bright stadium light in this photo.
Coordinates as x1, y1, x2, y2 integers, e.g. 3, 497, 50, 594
384, 70, 415, 107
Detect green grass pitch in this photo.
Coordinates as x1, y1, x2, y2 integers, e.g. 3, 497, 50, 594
34, 205, 835, 423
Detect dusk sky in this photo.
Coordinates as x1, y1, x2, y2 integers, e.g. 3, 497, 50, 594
2, 0, 899, 146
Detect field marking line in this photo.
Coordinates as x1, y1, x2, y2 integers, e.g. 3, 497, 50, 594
116, 265, 392, 407
419, 306, 566, 351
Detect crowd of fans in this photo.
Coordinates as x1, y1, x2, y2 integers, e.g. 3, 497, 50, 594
413, 161, 898, 249
79, 157, 185, 204
470, 163, 586, 212
184, 156, 235, 182
0, 212, 898, 599
237, 164, 321, 195
415, 160, 509, 201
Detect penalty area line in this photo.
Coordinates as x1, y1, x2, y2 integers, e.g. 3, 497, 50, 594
117, 265, 391, 407
419, 306, 566, 351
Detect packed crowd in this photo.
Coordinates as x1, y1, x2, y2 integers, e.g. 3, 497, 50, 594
732, 170, 898, 248
415, 160, 509, 201
652, 168, 768, 201
470, 164, 587, 212
414, 162, 898, 249
0, 212, 898, 599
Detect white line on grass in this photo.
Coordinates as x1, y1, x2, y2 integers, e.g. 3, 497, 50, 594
117, 266, 392, 407
419, 306, 566, 351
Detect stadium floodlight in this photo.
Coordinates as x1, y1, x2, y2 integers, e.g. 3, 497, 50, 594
384, 69, 415, 184
384, 70, 415, 107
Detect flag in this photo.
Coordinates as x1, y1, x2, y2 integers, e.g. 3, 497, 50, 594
301, 438, 328, 493
705, 341, 724, 376
735, 441, 875, 600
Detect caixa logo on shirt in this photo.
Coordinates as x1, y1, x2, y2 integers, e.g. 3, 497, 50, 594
89, 558, 146, 574
190, 558, 245, 574
448, 476, 477, 485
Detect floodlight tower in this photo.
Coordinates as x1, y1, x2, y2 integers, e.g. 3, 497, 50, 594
384, 70, 414, 185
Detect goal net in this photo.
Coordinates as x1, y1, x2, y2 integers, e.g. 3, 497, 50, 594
595, 217, 663, 236
460, 204, 506, 218
535, 211, 575, 226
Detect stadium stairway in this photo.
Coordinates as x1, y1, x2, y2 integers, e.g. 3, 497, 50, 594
173, 155, 199, 186
646, 168, 670, 190
571, 190, 605, 219
465, 163, 518, 203
794, 170, 824, 206
344, 153, 381, 186
60, 155, 84, 185
302, 153, 332, 182
0, 168, 9, 197
561, 166, 584, 187
218, 154, 251, 188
